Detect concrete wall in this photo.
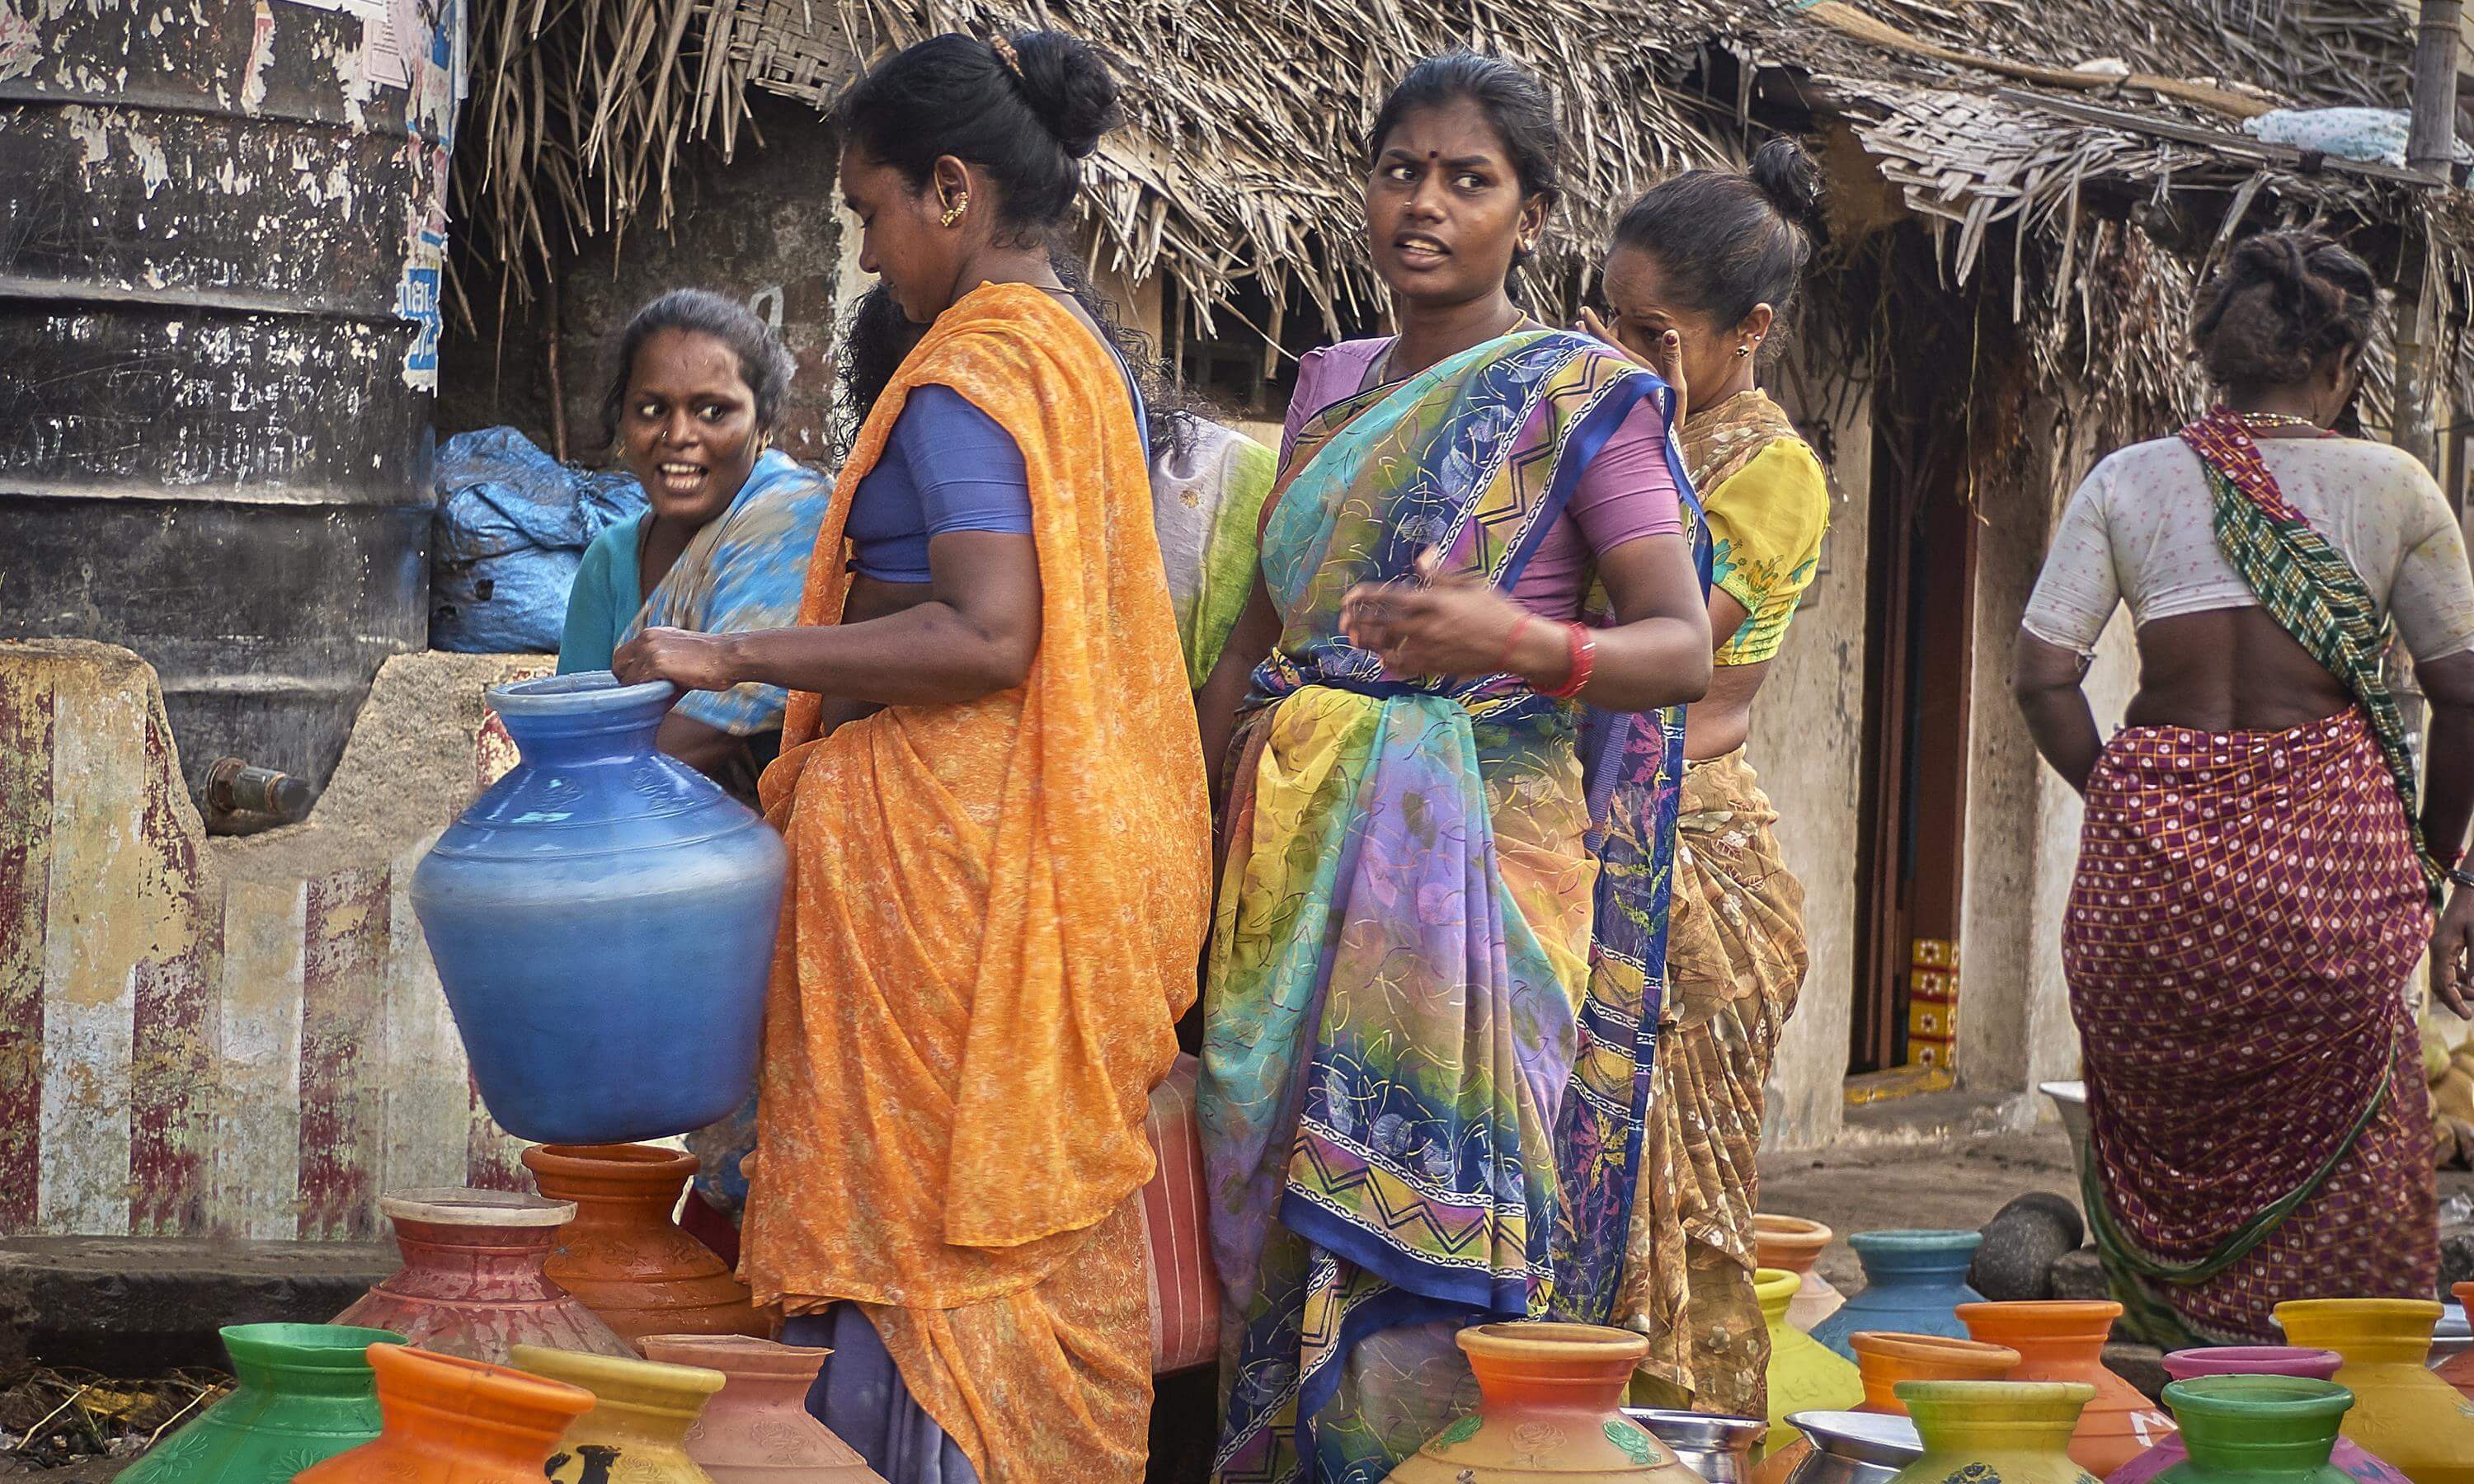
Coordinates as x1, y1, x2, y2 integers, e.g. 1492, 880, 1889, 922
1752, 326, 1877, 1150
1950, 393, 2141, 1129
438, 92, 845, 463
0, 640, 538, 1239
1750, 346, 2132, 1145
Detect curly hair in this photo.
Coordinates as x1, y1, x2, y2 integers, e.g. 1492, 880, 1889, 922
2190, 230, 2378, 389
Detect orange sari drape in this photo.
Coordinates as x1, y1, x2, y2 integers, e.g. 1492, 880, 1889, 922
740, 283, 1213, 1482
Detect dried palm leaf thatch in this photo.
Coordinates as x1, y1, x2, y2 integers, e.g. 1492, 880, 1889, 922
446, 0, 2474, 410
711, 0, 1760, 334
1763, 0, 2420, 117
451, 0, 755, 308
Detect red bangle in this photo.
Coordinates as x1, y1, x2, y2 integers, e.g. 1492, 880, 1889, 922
1493, 613, 1537, 675
1542, 622, 1597, 699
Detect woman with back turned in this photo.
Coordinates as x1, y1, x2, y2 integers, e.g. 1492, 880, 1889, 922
1196, 52, 1713, 1482
1580, 139, 1834, 1418
2015, 230, 2474, 1345
615, 28, 1210, 1483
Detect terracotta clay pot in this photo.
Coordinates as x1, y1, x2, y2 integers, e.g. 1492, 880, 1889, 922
333, 1188, 635, 1364
2436, 1283, 2474, 1403
294, 1343, 595, 1483
511, 1344, 727, 1483
118, 1324, 404, 1482
2105, 1348, 2409, 1484
1384, 1322, 1702, 1482
1889, 1380, 2102, 1484
2274, 1298, 2474, 1484
1754, 1214, 1844, 1333
524, 1143, 766, 1347
641, 1335, 887, 1482
1956, 1300, 2175, 1476
1849, 1331, 2020, 1415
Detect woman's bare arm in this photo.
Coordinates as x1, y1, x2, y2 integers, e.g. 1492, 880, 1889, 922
2013, 630, 2103, 793
1197, 577, 1282, 801
615, 531, 1042, 707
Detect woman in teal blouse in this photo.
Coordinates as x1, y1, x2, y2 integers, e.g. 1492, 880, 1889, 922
556, 289, 831, 800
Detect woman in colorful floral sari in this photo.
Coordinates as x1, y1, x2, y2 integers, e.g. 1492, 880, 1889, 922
1577, 140, 1833, 1417
617, 30, 1209, 1484
1195, 53, 1714, 1484
2015, 231, 2474, 1345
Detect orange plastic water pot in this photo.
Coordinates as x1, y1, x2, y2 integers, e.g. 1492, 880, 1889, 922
1384, 1322, 1702, 1482
1954, 1299, 2173, 1474
293, 1343, 595, 1482
1849, 1331, 2020, 1415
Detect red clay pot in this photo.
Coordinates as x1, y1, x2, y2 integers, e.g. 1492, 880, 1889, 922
2436, 1281, 2474, 1402
333, 1188, 635, 1364
524, 1143, 767, 1348
640, 1334, 886, 1482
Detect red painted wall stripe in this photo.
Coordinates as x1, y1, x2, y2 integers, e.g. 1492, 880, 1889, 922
129, 711, 214, 1237
0, 678, 49, 1232
299, 869, 388, 1240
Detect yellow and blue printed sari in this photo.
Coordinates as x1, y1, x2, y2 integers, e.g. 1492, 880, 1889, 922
1200, 329, 1706, 1483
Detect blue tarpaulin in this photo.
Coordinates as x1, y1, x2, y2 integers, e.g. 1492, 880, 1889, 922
430, 427, 647, 654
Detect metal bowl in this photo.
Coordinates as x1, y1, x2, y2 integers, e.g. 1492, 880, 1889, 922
2434, 1300, 2471, 1368
1621, 1408, 1766, 1482
1781, 1411, 1923, 1484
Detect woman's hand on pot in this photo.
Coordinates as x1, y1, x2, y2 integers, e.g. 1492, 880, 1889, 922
614, 627, 741, 693
1340, 549, 1564, 683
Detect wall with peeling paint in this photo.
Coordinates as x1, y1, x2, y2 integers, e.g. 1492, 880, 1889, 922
1757, 331, 1877, 1152
0, 641, 534, 1240
437, 92, 845, 466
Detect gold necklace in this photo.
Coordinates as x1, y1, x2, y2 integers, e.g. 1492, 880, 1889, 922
2235, 410, 2324, 432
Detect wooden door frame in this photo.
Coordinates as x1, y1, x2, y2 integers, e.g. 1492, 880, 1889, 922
1851, 390, 1981, 1075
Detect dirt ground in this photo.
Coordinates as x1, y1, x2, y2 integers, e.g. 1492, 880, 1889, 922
1766, 1125, 2086, 1290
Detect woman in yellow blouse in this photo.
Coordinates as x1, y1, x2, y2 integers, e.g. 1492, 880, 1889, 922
1581, 138, 1832, 1416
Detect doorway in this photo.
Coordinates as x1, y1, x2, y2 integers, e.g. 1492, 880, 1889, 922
1850, 358, 1981, 1077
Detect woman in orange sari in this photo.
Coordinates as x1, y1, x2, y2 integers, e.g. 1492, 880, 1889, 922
615, 30, 1210, 1484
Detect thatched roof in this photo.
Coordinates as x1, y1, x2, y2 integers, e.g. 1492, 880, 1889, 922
454, 0, 2474, 367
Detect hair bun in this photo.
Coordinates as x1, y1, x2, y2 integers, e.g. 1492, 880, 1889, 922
2228, 230, 2313, 310
1748, 137, 1827, 238
1006, 30, 1122, 159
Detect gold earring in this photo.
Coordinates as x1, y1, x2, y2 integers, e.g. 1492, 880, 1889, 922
940, 195, 967, 228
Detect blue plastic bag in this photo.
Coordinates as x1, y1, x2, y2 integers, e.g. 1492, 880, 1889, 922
430, 427, 646, 654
